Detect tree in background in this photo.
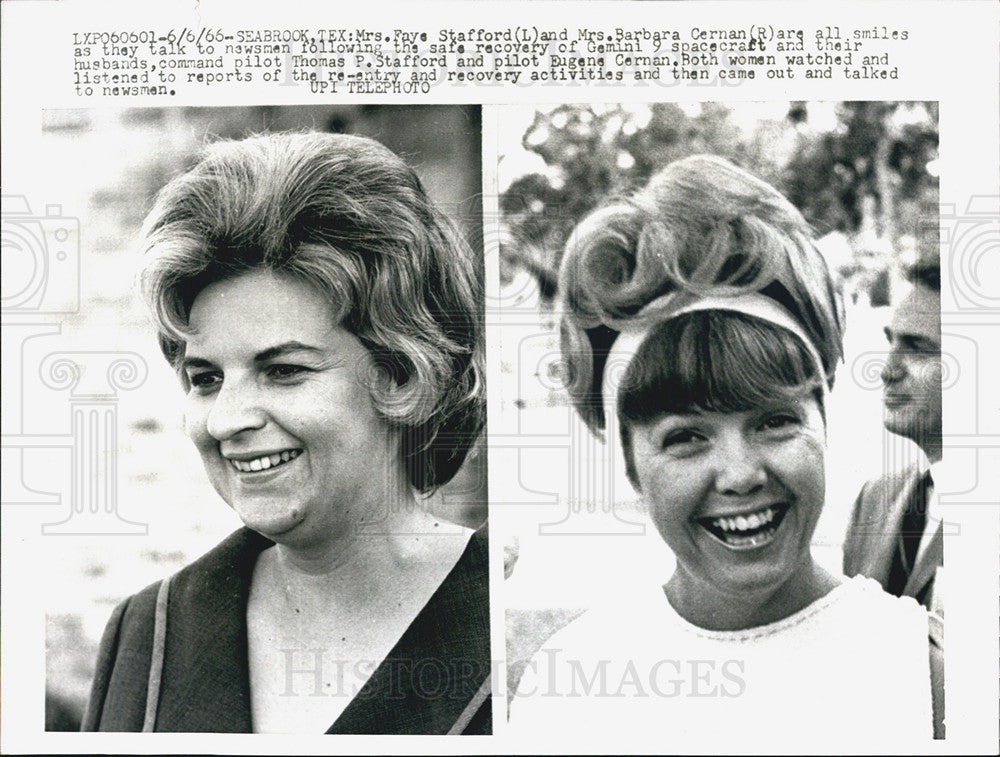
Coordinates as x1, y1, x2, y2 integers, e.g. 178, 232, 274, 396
500, 102, 938, 305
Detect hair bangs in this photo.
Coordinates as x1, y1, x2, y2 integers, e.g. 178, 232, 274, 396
618, 310, 822, 425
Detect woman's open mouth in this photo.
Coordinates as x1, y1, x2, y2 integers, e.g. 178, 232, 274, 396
696, 504, 790, 550
228, 449, 301, 473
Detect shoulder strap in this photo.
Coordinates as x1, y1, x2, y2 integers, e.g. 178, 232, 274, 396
142, 576, 172, 732
447, 674, 492, 735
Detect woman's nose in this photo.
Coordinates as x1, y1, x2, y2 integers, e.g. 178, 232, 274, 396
205, 379, 267, 440
713, 436, 767, 496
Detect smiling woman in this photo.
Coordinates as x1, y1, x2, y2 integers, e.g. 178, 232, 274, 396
81, 132, 490, 735
182, 271, 405, 549
620, 311, 831, 631
509, 155, 943, 746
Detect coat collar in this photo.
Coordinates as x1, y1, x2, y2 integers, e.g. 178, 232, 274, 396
156, 528, 267, 732
904, 521, 943, 602
153, 526, 491, 734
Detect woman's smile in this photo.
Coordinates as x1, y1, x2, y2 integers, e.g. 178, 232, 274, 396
182, 269, 409, 547
226, 449, 302, 474
695, 503, 791, 550
628, 393, 826, 615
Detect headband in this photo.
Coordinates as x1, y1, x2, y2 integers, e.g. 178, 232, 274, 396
599, 291, 829, 496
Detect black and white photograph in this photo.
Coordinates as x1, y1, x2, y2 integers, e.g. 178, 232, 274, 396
2, 1, 999, 754
497, 101, 946, 746
33, 105, 491, 735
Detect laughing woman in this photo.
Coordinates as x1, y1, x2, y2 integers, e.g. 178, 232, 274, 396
82, 133, 490, 734
510, 156, 943, 747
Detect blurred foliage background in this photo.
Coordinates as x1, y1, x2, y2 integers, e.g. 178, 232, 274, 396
499, 101, 939, 303
40, 105, 484, 730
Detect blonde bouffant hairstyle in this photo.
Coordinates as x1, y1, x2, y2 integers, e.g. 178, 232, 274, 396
558, 155, 844, 455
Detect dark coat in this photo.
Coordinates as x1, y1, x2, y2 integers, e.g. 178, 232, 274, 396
82, 526, 492, 734
843, 463, 943, 615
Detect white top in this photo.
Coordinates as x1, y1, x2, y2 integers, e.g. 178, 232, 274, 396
510, 576, 933, 750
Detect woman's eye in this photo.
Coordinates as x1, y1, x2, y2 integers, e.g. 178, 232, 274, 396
188, 372, 221, 391
661, 429, 702, 449
267, 364, 307, 380
761, 413, 799, 431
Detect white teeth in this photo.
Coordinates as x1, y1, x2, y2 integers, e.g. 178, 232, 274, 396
229, 449, 300, 472
710, 506, 776, 533
714, 524, 779, 550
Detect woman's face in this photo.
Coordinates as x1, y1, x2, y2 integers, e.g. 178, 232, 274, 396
628, 390, 826, 605
181, 269, 404, 547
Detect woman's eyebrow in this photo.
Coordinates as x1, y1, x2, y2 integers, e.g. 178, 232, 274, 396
179, 356, 214, 371
650, 410, 704, 428
254, 341, 325, 362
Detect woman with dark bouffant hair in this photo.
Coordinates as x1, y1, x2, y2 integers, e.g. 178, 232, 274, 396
83, 132, 490, 735
511, 155, 942, 746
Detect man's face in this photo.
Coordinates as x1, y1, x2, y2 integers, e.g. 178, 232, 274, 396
881, 283, 942, 448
